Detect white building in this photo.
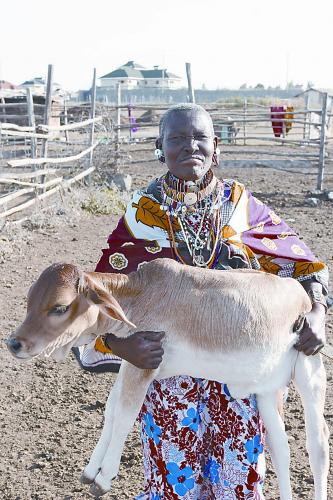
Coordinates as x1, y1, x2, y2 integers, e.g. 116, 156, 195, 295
100, 61, 182, 89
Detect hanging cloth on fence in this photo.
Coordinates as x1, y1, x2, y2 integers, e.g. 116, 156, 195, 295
285, 105, 294, 134
128, 105, 138, 133
270, 106, 285, 137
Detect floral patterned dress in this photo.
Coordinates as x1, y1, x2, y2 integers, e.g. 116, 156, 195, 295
137, 377, 265, 499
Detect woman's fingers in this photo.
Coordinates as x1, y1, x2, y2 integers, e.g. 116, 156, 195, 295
148, 347, 164, 356
147, 356, 163, 369
142, 331, 165, 340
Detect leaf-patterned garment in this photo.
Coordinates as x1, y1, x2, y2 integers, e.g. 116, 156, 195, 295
96, 178, 328, 293
94, 176, 328, 499
132, 196, 181, 232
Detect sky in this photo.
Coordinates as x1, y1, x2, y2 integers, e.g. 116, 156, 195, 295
0, 0, 332, 92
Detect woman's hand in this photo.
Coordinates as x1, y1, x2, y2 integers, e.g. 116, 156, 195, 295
294, 303, 326, 355
106, 331, 165, 369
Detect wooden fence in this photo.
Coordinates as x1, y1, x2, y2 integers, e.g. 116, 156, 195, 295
96, 89, 332, 190
0, 66, 100, 220
1, 71, 332, 220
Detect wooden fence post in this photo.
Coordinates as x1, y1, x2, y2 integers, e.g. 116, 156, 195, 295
41, 64, 54, 187
317, 92, 328, 190
115, 83, 121, 172
1, 97, 6, 123
303, 92, 309, 140
63, 97, 69, 144
185, 63, 195, 103
243, 98, 247, 145
88, 68, 97, 184
26, 88, 37, 172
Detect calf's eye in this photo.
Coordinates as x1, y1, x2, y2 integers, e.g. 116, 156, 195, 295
50, 305, 70, 315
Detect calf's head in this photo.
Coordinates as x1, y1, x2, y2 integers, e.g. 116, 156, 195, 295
6, 263, 135, 361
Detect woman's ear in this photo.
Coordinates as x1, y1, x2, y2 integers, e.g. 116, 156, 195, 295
212, 137, 220, 167
155, 137, 165, 163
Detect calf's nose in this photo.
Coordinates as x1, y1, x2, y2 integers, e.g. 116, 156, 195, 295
7, 338, 23, 353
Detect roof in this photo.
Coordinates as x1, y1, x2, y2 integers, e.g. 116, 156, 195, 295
20, 77, 46, 86
100, 61, 181, 80
123, 60, 146, 69
0, 80, 17, 90
294, 87, 333, 97
101, 67, 143, 79
142, 69, 180, 79
0, 87, 63, 101
101, 60, 146, 79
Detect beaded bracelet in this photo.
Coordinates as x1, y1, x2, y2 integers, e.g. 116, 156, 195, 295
94, 335, 114, 354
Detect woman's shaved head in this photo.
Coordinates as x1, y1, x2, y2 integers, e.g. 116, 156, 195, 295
159, 103, 214, 140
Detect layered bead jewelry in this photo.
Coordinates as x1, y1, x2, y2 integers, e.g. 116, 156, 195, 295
161, 169, 227, 268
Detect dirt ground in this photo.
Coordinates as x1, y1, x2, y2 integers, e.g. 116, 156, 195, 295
0, 157, 332, 500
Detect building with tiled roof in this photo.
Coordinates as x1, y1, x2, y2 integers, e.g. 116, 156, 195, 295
100, 61, 182, 89
0, 80, 17, 90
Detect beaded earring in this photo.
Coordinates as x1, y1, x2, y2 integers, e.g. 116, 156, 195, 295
154, 148, 165, 163
212, 147, 220, 166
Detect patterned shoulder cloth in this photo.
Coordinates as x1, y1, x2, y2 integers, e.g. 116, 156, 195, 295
221, 179, 328, 293
95, 179, 174, 274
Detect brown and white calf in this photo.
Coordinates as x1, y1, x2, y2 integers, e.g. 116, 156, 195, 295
7, 258, 329, 499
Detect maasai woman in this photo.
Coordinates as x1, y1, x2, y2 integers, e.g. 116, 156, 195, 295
76, 104, 328, 499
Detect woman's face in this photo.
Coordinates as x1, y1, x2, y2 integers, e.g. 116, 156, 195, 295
160, 110, 217, 182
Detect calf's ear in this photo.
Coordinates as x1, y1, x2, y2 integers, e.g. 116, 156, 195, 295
79, 273, 136, 328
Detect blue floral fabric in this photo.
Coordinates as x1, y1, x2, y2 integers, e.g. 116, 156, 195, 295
136, 377, 265, 499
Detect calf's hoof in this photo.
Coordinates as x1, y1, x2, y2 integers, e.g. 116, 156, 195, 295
80, 472, 95, 484
90, 482, 109, 498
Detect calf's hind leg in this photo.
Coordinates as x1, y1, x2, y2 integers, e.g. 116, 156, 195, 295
293, 354, 329, 500
256, 392, 292, 500
82, 361, 156, 497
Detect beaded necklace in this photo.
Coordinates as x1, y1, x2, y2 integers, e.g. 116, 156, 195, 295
161, 169, 226, 268
161, 169, 217, 209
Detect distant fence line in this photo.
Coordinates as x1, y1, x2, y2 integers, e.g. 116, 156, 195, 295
101, 90, 331, 190
79, 86, 307, 105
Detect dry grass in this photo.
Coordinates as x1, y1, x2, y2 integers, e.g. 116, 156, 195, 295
0, 185, 131, 264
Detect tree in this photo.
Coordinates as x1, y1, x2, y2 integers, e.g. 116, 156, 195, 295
239, 83, 247, 89
286, 81, 295, 89
255, 83, 265, 89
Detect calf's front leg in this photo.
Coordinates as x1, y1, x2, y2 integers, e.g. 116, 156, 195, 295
81, 361, 156, 497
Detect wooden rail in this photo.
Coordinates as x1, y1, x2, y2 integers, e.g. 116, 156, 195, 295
0, 169, 56, 179
38, 116, 102, 132
0, 177, 63, 188
0, 188, 35, 207
0, 123, 35, 131
1, 128, 51, 139
0, 167, 95, 219
7, 143, 98, 167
